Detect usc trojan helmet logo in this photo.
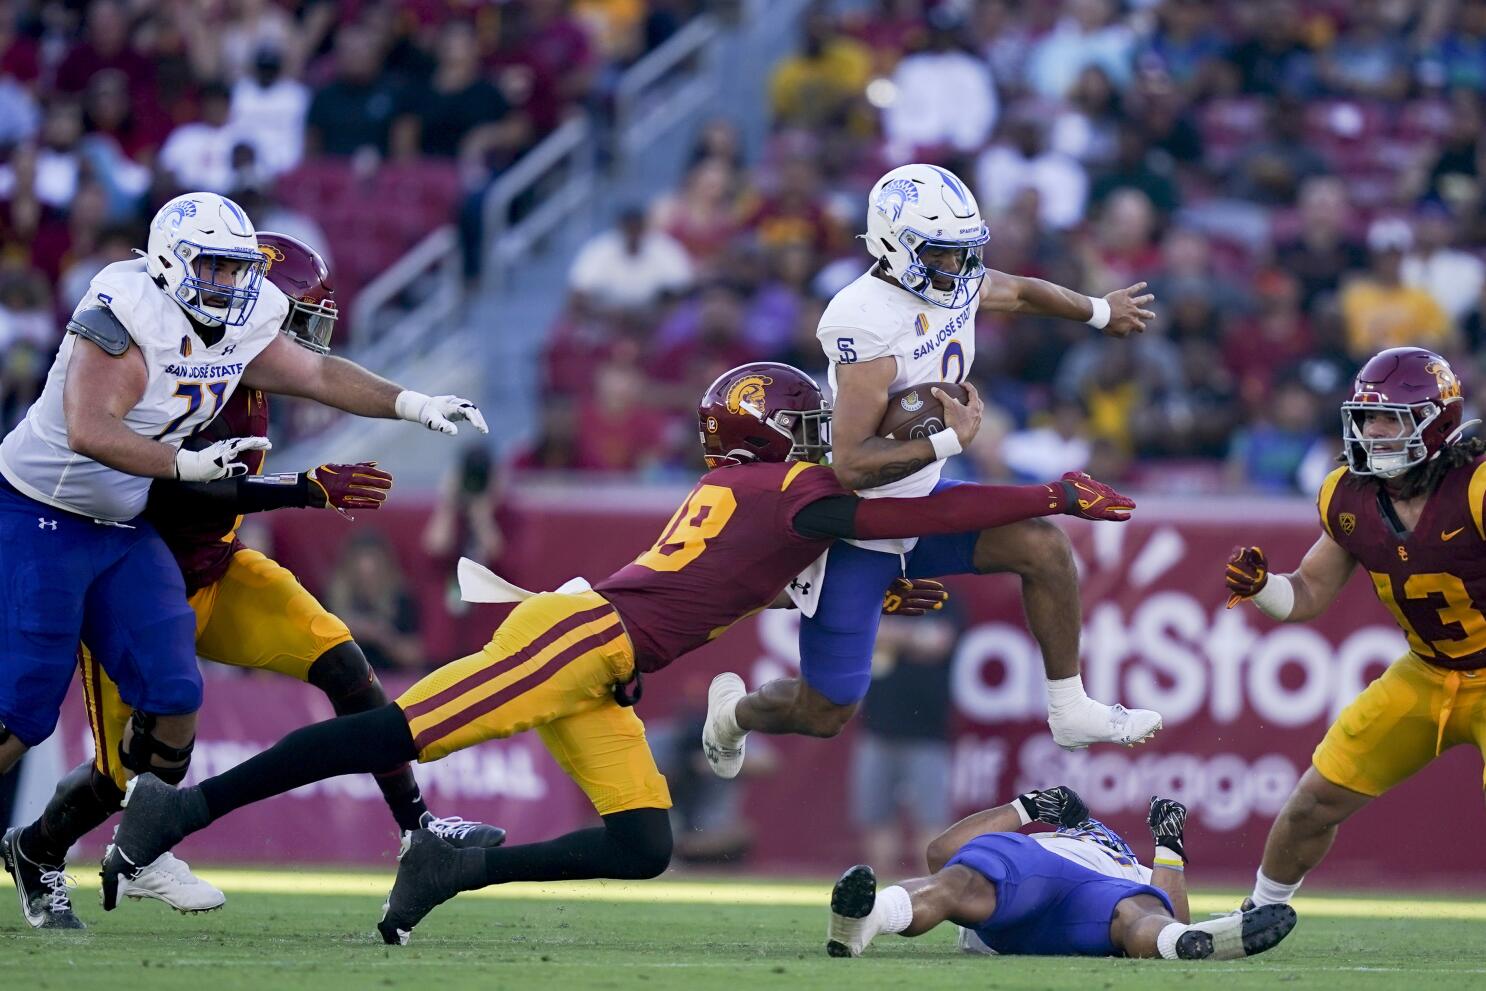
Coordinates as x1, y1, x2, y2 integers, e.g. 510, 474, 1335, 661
725, 374, 773, 419
257, 243, 286, 269
1424, 359, 1462, 402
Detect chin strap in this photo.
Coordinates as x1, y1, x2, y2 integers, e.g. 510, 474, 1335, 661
1443, 419, 1482, 447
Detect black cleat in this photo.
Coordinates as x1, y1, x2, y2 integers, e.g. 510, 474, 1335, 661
377, 830, 468, 945
1176, 903, 1297, 960
2, 827, 84, 930
99, 774, 191, 911
418, 813, 506, 850
826, 864, 877, 958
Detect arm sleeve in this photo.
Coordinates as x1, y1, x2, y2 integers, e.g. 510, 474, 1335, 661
791, 480, 1071, 541
147, 472, 314, 517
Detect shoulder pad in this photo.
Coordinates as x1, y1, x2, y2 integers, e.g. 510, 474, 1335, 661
66, 306, 131, 357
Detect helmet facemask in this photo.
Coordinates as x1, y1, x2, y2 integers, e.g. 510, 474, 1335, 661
175, 245, 266, 327
780, 405, 832, 463
894, 226, 989, 309
1342, 401, 1438, 478
284, 296, 337, 353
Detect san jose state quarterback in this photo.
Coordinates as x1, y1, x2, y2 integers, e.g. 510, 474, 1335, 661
0, 194, 484, 832
704, 163, 1161, 772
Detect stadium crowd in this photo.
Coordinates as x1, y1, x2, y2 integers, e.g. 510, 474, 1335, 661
537, 0, 1486, 495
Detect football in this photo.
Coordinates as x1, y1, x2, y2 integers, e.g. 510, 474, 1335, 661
877, 381, 970, 440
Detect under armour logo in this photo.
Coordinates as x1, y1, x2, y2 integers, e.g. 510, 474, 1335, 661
789, 580, 812, 594
222, 344, 237, 355
38, 518, 57, 530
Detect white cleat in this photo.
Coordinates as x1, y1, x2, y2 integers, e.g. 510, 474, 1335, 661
826, 864, 879, 958
1173, 903, 1297, 960
119, 852, 225, 914
1048, 699, 1162, 751
702, 672, 747, 779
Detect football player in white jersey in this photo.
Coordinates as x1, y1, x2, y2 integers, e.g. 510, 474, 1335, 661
704, 163, 1161, 774
0, 193, 486, 868
824, 786, 1297, 962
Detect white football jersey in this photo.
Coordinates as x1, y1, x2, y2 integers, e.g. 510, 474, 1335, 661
0, 260, 288, 521
816, 266, 977, 552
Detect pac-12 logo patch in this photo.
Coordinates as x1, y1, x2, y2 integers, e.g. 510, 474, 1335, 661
705, 416, 719, 433
1339, 512, 1356, 536
899, 391, 925, 413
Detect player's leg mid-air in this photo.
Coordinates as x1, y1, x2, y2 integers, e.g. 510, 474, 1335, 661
2, 217, 491, 930
704, 164, 1161, 779
826, 786, 1295, 962
1225, 346, 1486, 912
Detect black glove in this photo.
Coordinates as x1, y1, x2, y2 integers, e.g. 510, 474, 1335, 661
1015, 786, 1089, 829
1148, 795, 1189, 864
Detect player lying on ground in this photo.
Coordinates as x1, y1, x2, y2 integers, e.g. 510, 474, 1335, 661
1, 233, 502, 931
703, 164, 1159, 778
98, 361, 1137, 944
1225, 346, 1486, 912
826, 785, 1296, 961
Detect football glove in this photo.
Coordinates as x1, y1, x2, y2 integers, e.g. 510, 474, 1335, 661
395, 390, 489, 436
1015, 785, 1089, 829
881, 577, 948, 616
1225, 545, 1268, 609
1147, 795, 1189, 864
307, 462, 393, 518
1056, 472, 1136, 522
174, 436, 271, 482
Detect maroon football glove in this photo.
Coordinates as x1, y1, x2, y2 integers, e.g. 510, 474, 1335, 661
882, 577, 949, 616
1225, 545, 1268, 609
307, 462, 393, 518
1055, 472, 1136, 522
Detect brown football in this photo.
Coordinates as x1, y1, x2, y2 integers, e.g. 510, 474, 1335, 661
877, 382, 970, 440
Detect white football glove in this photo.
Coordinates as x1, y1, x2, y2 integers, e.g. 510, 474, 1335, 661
174, 437, 272, 482
394, 390, 489, 436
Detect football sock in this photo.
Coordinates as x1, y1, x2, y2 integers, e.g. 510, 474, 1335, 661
1250, 869, 1301, 906
21, 761, 124, 864
876, 884, 913, 935
196, 703, 418, 825
1156, 922, 1184, 960
1045, 674, 1089, 713
476, 808, 672, 887
373, 768, 428, 833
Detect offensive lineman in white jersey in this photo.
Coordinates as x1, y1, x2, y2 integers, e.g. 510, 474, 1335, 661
823, 785, 1297, 961
705, 164, 1162, 772
0, 192, 486, 820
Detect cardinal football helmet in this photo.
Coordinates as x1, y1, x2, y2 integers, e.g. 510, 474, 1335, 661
257, 231, 337, 353
864, 163, 989, 309
1342, 347, 1468, 478
699, 362, 831, 469
146, 192, 265, 327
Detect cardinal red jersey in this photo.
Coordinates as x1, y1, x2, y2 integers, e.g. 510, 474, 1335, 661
143, 388, 270, 594
1318, 457, 1486, 671
594, 461, 847, 672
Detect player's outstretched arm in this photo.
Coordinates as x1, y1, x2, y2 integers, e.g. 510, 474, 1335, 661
979, 270, 1154, 338
148, 462, 393, 518
1148, 796, 1191, 924
829, 357, 975, 490
241, 335, 488, 435
1225, 533, 1355, 622
925, 787, 1088, 872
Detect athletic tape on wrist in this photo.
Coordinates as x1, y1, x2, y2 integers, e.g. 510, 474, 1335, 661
1086, 296, 1111, 330
1252, 573, 1295, 620
930, 428, 963, 461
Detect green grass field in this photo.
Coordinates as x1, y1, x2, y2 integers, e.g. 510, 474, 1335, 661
4, 871, 1483, 990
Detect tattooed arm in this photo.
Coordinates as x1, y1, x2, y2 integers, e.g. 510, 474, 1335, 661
829, 356, 983, 491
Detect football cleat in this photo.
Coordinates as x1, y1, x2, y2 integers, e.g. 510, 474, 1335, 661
419, 813, 507, 850
377, 829, 467, 945
2, 827, 84, 930
1175, 903, 1297, 961
99, 774, 192, 911
702, 672, 747, 779
119, 852, 225, 913
826, 864, 878, 958
1048, 699, 1162, 751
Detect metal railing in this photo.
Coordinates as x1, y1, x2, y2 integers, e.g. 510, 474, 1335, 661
350, 224, 461, 369
613, 16, 722, 160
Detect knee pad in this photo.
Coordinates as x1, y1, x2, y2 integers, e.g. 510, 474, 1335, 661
118, 711, 194, 784
308, 642, 389, 715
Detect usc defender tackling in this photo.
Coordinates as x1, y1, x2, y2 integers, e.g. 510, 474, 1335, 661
98, 362, 1136, 944
1225, 346, 1486, 910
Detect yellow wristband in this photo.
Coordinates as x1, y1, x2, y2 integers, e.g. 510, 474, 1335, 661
1154, 857, 1184, 870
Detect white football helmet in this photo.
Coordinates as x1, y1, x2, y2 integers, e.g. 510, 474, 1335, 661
146, 192, 266, 327
864, 163, 989, 309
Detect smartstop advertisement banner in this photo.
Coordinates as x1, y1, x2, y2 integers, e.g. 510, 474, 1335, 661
53, 492, 1486, 887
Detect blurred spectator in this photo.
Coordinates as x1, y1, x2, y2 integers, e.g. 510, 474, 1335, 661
1137, 0, 1229, 97
305, 24, 406, 158
1026, 0, 1134, 99
159, 81, 244, 193
569, 205, 694, 315
739, 154, 843, 256
1340, 218, 1453, 360
1050, 65, 1123, 168
575, 354, 670, 472
1224, 268, 1316, 406
976, 113, 1088, 230
83, 68, 168, 168
490, 0, 595, 135
513, 396, 583, 471
326, 531, 424, 672
1087, 124, 1178, 215
880, 12, 996, 164
1402, 206, 1485, 326
1225, 377, 1326, 493
851, 609, 958, 874
769, 11, 871, 131
1278, 176, 1367, 308
217, 0, 298, 82
55, 0, 155, 100
1317, 0, 1410, 101
1417, 0, 1486, 92
1229, 95, 1327, 205
58, 224, 136, 311
651, 158, 744, 275
230, 47, 310, 177
391, 21, 528, 166
1081, 187, 1163, 289
31, 99, 86, 210
1229, 0, 1317, 97
424, 443, 511, 651
1002, 397, 1093, 479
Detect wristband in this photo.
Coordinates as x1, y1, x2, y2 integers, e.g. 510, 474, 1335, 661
1251, 573, 1295, 621
1085, 296, 1111, 330
1013, 793, 1036, 826
394, 389, 428, 422
929, 428, 963, 461
1154, 844, 1185, 869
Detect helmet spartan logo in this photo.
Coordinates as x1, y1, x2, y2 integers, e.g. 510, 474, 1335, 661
876, 178, 919, 223
725, 374, 773, 419
257, 244, 286, 269
1424, 359, 1462, 402
159, 200, 197, 231
1339, 512, 1356, 536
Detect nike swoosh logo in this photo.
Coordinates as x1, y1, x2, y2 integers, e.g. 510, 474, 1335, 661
1442, 527, 1465, 541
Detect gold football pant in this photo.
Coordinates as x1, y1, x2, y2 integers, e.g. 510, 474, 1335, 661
397, 590, 672, 816
1312, 652, 1486, 796
81, 548, 353, 789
